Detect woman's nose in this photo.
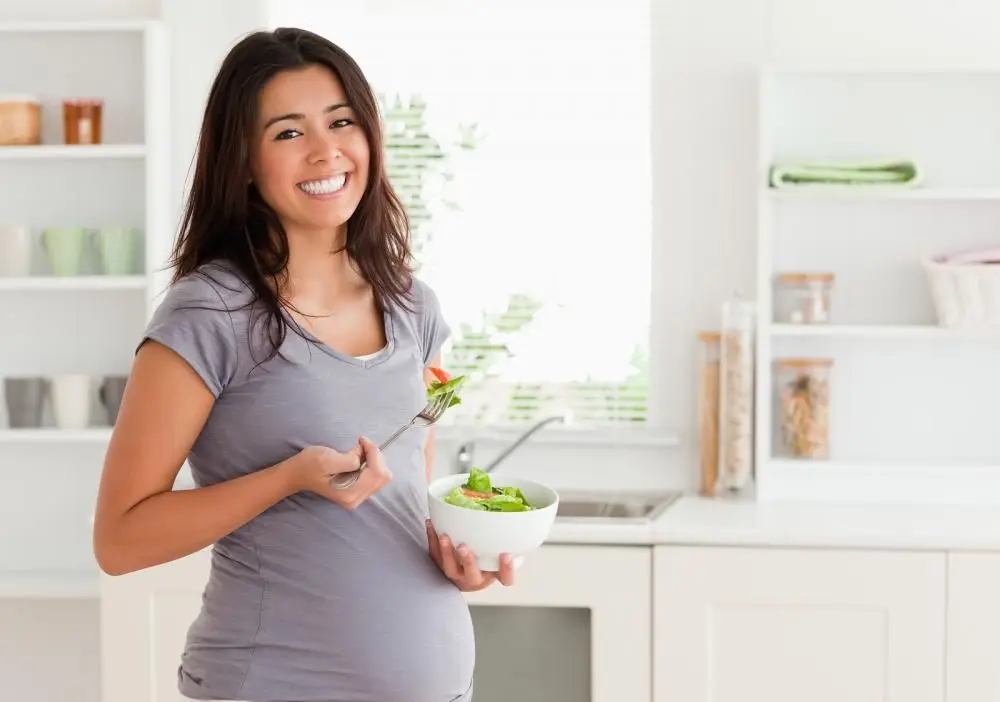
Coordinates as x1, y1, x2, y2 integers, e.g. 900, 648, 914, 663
307, 131, 342, 163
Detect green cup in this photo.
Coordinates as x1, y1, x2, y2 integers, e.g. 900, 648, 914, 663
96, 226, 139, 275
41, 227, 86, 276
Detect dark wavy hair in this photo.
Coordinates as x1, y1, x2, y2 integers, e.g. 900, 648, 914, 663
169, 27, 413, 361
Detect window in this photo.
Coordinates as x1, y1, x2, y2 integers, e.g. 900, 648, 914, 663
271, 1, 653, 429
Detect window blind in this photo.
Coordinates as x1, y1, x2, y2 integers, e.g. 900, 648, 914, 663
276, 1, 654, 428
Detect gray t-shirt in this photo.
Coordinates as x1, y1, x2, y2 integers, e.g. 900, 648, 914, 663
141, 261, 475, 702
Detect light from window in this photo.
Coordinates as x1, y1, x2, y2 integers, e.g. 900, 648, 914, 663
270, 1, 653, 428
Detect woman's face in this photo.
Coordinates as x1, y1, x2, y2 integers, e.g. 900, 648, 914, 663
251, 64, 370, 237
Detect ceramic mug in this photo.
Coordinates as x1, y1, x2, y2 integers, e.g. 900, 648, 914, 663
0, 226, 34, 277
3, 377, 46, 428
99, 375, 128, 425
96, 227, 139, 275
49, 373, 91, 430
42, 227, 87, 276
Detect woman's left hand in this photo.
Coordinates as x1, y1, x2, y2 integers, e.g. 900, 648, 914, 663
426, 519, 515, 592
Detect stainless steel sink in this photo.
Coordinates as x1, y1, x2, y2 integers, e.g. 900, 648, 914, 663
555, 490, 682, 522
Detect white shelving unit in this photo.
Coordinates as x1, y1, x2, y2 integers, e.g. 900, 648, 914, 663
754, 66, 1000, 506
0, 20, 170, 598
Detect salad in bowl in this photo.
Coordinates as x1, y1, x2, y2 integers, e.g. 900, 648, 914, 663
428, 467, 559, 572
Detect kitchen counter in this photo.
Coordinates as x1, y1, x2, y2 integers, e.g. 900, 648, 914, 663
547, 496, 1000, 552
174, 473, 1000, 552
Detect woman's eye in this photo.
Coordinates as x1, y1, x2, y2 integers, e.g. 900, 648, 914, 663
275, 129, 301, 141
331, 118, 353, 129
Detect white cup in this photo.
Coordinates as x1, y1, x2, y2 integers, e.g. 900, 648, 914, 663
0, 225, 33, 277
49, 374, 92, 430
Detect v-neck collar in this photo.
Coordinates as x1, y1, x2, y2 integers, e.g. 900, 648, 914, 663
282, 305, 396, 369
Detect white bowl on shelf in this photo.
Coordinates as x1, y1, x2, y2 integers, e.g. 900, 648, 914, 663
427, 472, 560, 572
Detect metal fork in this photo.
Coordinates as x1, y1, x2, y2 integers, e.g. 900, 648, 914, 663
329, 389, 456, 490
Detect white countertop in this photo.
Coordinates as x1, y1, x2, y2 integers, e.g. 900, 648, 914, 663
547, 496, 1000, 552
174, 473, 1000, 552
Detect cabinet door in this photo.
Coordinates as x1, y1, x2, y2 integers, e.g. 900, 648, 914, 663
100, 549, 211, 702
654, 546, 946, 702
946, 553, 1000, 702
465, 545, 651, 702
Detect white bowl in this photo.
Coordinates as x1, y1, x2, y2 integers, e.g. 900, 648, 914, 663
427, 473, 560, 572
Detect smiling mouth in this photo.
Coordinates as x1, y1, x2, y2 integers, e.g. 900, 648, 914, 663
298, 173, 348, 195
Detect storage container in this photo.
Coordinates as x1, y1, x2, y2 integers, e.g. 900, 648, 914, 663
776, 358, 832, 459
924, 257, 1000, 329
63, 98, 104, 145
0, 95, 42, 145
717, 301, 755, 492
773, 272, 834, 324
695, 331, 721, 496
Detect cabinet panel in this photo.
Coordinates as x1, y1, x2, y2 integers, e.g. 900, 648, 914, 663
946, 553, 1000, 702
654, 546, 946, 702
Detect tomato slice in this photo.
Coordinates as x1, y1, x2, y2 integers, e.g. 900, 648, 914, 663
462, 488, 493, 500
429, 366, 451, 384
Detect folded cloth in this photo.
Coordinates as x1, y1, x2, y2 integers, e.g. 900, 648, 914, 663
769, 159, 921, 188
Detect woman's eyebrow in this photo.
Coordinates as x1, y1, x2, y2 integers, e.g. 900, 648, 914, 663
263, 103, 351, 129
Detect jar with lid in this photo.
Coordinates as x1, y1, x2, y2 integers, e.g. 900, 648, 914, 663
773, 272, 834, 324
717, 301, 755, 492
695, 331, 721, 496
776, 358, 832, 460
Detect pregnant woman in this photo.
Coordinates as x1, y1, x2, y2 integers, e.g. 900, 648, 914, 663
92, 27, 514, 702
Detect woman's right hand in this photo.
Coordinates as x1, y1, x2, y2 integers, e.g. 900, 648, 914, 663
286, 437, 392, 510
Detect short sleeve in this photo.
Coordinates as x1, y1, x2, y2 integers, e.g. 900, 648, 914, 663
139, 272, 239, 398
414, 278, 452, 366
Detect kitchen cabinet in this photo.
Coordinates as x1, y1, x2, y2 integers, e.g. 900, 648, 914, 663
653, 545, 946, 702
465, 544, 651, 702
100, 544, 651, 702
945, 553, 1000, 702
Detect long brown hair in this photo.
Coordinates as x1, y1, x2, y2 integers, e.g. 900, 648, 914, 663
170, 27, 413, 361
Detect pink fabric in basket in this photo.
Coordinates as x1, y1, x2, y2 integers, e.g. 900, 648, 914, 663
936, 245, 1000, 265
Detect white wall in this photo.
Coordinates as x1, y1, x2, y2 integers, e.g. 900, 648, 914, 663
4, 0, 1000, 700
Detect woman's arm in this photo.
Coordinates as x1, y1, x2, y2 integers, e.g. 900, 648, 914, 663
422, 352, 444, 480
92, 341, 301, 576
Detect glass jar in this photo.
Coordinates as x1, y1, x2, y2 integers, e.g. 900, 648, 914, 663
717, 301, 755, 492
695, 331, 721, 496
63, 98, 104, 145
774, 272, 834, 324
776, 358, 832, 460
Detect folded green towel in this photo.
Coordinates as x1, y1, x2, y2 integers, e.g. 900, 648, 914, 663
769, 159, 921, 188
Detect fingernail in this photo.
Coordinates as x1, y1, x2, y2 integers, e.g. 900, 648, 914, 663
457, 544, 468, 556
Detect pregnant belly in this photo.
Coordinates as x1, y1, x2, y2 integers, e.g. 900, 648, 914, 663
182, 529, 476, 702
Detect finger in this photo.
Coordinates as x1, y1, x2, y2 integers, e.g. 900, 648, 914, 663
457, 544, 489, 588
359, 437, 391, 481
438, 534, 461, 581
497, 553, 516, 587
426, 519, 443, 564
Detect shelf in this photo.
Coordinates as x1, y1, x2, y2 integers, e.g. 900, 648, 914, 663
768, 324, 1000, 340
0, 428, 112, 443
0, 569, 98, 599
0, 275, 146, 291
0, 20, 153, 33
764, 186, 1000, 201
0, 144, 146, 160
762, 459, 1000, 506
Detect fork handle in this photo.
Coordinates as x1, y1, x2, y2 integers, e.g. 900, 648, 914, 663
356, 421, 412, 470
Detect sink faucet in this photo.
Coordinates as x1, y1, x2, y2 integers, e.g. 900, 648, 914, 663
455, 414, 567, 474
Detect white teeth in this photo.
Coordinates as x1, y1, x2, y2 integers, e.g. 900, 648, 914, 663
298, 174, 347, 195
